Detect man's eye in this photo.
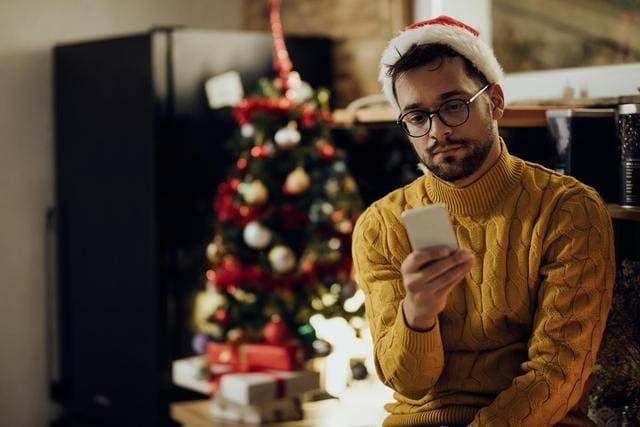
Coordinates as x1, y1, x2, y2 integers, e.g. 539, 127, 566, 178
405, 111, 429, 124
442, 100, 465, 113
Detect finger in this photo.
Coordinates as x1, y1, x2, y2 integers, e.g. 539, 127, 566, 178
401, 246, 451, 275
405, 257, 472, 294
433, 267, 469, 297
420, 250, 474, 283
427, 259, 472, 293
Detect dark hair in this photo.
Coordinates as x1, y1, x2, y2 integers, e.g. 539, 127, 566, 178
388, 43, 489, 101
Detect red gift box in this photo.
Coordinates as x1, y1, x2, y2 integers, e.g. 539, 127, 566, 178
244, 342, 304, 371
207, 342, 242, 367
206, 341, 304, 371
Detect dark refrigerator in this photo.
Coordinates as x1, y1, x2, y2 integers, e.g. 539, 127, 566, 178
52, 28, 331, 426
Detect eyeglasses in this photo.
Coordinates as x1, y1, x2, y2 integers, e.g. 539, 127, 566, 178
397, 84, 490, 137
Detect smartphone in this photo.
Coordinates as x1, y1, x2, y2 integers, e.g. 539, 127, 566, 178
401, 203, 459, 251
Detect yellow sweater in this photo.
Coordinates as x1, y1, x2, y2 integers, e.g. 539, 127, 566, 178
352, 142, 615, 426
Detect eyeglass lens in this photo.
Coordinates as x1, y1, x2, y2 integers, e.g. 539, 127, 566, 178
401, 99, 470, 137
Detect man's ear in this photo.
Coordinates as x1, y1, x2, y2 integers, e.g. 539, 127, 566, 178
489, 83, 505, 121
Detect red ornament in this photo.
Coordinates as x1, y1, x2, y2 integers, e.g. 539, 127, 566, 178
250, 146, 263, 158
214, 308, 229, 324
318, 143, 335, 159
301, 259, 315, 273
263, 318, 292, 344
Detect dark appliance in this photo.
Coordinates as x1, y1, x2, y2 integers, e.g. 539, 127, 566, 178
546, 108, 619, 203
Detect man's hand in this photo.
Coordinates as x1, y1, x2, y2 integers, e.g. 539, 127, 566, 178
401, 246, 474, 330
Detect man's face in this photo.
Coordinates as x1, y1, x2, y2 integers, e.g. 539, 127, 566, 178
394, 56, 502, 184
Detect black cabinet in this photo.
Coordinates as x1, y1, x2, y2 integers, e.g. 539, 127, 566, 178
53, 28, 331, 426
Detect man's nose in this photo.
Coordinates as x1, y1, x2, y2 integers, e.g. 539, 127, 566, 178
429, 114, 452, 141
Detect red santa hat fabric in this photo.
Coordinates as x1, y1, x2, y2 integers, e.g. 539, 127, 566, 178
379, 15, 504, 112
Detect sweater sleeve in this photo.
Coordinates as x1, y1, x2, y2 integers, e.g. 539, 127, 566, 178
352, 204, 445, 399
470, 189, 615, 426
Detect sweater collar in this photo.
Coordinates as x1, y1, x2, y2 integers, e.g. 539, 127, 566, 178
424, 138, 523, 215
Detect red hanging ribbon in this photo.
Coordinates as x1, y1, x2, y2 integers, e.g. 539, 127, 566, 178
269, 0, 293, 91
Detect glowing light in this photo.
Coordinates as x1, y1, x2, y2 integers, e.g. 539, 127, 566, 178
344, 289, 365, 313
250, 146, 263, 157
236, 158, 248, 169
206, 269, 217, 282
321, 293, 338, 307
328, 238, 341, 250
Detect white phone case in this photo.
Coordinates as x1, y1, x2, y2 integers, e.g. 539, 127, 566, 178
401, 203, 459, 251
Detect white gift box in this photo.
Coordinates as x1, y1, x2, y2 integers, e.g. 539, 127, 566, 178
218, 369, 320, 405
210, 395, 302, 425
172, 356, 234, 395
172, 356, 320, 405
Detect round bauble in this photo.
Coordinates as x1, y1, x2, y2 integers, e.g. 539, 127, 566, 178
263, 318, 292, 344
324, 178, 340, 198
284, 167, 310, 195
268, 245, 297, 273
350, 361, 369, 380
318, 142, 335, 159
241, 124, 255, 138
206, 242, 221, 263
332, 161, 346, 174
274, 122, 301, 149
243, 221, 272, 250
243, 180, 269, 205
343, 176, 358, 193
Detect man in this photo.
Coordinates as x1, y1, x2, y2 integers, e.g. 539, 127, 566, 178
352, 16, 615, 426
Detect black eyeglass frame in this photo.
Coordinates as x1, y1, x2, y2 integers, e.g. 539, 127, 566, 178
396, 84, 491, 138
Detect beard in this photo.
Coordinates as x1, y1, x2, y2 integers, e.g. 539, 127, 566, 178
419, 136, 493, 182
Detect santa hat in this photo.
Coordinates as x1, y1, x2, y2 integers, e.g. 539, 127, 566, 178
379, 16, 504, 113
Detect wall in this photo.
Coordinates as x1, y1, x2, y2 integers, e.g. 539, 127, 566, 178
0, 1, 241, 425
241, 0, 412, 107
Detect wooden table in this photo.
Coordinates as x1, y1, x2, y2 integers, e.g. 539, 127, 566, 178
171, 381, 392, 427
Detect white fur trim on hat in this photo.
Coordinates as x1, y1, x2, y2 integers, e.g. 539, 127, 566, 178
379, 16, 504, 113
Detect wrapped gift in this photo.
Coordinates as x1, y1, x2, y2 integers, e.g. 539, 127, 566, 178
207, 341, 241, 366
207, 341, 304, 371
217, 369, 319, 405
172, 356, 235, 395
210, 395, 303, 425
244, 342, 304, 371
172, 356, 215, 395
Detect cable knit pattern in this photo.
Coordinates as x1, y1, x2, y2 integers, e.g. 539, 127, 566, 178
352, 141, 615, 426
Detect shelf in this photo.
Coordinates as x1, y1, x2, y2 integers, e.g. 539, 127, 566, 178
333, 106, 548, 128
607, 204, 640, 221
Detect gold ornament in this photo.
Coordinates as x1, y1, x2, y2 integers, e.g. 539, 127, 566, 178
206, 242, 221, 263
268, 245, 297, 274
285, 167, 310, 195
343, 176, 358, 193
243, 180, 269, 205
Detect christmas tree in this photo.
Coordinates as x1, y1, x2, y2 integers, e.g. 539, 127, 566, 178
193, 0, 364, 358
